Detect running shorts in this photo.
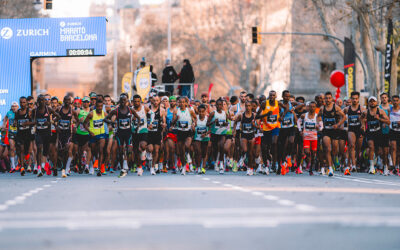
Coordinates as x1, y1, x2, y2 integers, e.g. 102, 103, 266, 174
177, 130, 192, 142
115, 131, 132, 146
303, 139, 318, 151
148, 131, 162, 145
322, 129, 340, 140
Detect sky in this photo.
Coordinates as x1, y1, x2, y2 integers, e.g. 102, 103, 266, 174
50, 0, 165, 18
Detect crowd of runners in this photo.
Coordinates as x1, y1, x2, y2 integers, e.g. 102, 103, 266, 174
1, 89, 400, 178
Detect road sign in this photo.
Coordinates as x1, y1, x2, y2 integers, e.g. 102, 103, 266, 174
0, 17, 107, 121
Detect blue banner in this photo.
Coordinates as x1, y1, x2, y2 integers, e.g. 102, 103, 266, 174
0, 17, 107, 121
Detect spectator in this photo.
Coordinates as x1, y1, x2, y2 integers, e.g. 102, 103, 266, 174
162, 59, 178, 95
179, 59, 195, 98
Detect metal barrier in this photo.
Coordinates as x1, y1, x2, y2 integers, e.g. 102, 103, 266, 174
152, 83, 194, 99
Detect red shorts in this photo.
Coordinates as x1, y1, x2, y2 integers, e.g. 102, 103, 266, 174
164, 133, 177, 143
303, 140, 317, 151
254, 137, 261, 145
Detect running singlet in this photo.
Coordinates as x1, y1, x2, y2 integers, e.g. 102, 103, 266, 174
303, 112, 318, 141
281, 102, 294, 129
89, 110, 105, 136
194, 115, 209, 141
58, 107, 72, 132
6, 111, 17, 134
15, 110, 30, 133
116, 107, 132, 132
379, 104, 392, 134
211, 110, 228, 135
77, 109, 90, 135
390, 107, 400, 132
35, 107, 51, 135
262, 100, 280, 131
241, 113, 255, 134
347, 105, 362, 129
322, 104, 337, 130
149, 107, 161, 133
366, 108, 381, 133
166, 107, 174, 130
133, 105, 148, 134
176, 108, 192, 132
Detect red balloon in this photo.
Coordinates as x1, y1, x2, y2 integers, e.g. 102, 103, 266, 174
330, 70, 345, 88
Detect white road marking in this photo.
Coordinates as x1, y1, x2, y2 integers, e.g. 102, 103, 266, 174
223, 184, 233, 187
295, 204, 316, 211
0, 181, 56, 212
202, 178, 210, 181
263, 195, 279, 201
277, 200, 295, 206
1, 208, 400, 230
51, 181, 57, 183
251, 191, 264, 196
212, 181, 221, 184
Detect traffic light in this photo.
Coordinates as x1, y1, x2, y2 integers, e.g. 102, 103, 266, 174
252, 26, 261, 44
44, 0, 52, 10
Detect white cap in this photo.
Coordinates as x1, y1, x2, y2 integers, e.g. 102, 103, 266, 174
368, 96, 377, 102
11, 101, 19, 107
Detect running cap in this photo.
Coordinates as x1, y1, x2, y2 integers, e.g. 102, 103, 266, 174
89, 92, 97, 98
82, 96, 90, 102
368, 96, 377, 102
169, 96, 177, 101
11, 101, 19, 107
161, 96, 169, 101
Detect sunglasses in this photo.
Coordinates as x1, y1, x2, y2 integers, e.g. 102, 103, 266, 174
45, 98, 50, 101
28, 103, 34, 105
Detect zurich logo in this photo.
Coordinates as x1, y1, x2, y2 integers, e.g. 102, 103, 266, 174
0, 27, 13, 39
60, 21, 66, 27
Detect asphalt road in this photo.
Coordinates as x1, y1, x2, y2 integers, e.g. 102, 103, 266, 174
0, 170, 400, 250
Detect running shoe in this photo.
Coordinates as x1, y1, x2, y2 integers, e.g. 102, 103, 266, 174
89, 166, 94, 175
119, 170, 127, 178
256, 164, 263, 174
351, 165, 357, 172
162, 166, 168, 173
186, 164, 191, 173
202, 167, 206, 174
264, 166, 270, 175
96, 170, 102, 176
344, 167, 351, 176
84, 166, 89, 174
181, 165, 186, 175
137, 167, 143, 176
150, 167, 156, 175
219, 161, 224, 174
53, 168, 58, 176
62, 169, 67, 178
246, 168, 253, 176
9, 168, 16, 173
26, 166, 32, 173
197, 166, 202, 174
295, 166, 303, 174
309, 170, 314, 176
171, 167, 177, 174
286, 156, 292, 168
33, 167, 38, 175
232, 161, 238, 172
281, 162, 287, 176
37, 171, 43, 177
368, 166, 376, 175
15, 165, 21, 172
20, 167, 25, 176
320, 167, 326, 176
44, 163, 51, 175
383, 166, 390, 176
328, 166, 334, 177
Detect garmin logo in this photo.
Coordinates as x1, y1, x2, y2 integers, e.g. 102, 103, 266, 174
0, 27, 13, 39
17, 29, 49, 37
